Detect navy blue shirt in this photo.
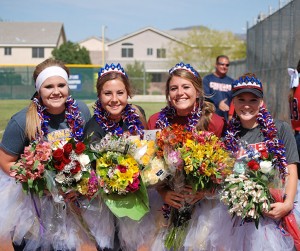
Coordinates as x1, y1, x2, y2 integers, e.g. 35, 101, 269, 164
203, 73, 233, 121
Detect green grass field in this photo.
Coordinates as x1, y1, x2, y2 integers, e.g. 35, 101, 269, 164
0, 100, 166, 140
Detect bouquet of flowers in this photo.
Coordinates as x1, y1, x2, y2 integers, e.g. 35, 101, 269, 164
130, 137, 168, 186
91, 133, 149, 220
10, 138, 98, 200
220, 142, 277, 228
49, 138, 98, 198
181, 131, 235, 192
10, 141, 52, 196
156, 124, 234, 250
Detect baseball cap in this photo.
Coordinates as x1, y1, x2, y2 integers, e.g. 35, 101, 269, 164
232, 75, 263, 98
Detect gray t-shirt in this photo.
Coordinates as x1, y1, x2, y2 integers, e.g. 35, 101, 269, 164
0, 100, 91, 156
238, 120, 299, 165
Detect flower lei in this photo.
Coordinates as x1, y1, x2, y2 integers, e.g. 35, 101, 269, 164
93, 99, 144, 138
33, 96, 84, 142
224, 106, 287, 178
155, 103, 202, 131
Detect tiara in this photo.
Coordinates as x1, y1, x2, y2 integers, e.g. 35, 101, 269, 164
169, 62, 199, 78
232, 76, 263, 91
98, 63, 128, 78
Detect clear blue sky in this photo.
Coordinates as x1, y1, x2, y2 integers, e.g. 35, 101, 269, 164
1, 0, 284, 42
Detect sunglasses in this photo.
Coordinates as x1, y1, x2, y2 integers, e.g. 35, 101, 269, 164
217, 62, 230, 67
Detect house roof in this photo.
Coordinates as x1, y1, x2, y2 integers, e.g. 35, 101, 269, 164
0, 22, 65, 46
107, 26, 187, 46
78, 36, 110, 44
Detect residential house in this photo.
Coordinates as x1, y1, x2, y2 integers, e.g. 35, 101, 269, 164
78, 36, 109, 65
106, 27, 189, 93
0, 22, 66, 65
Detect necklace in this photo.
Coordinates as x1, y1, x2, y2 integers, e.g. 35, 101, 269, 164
93, 99, 144, 137
155, 103, 202, 131
33, 96, 84, 141
224, 106, 287, 178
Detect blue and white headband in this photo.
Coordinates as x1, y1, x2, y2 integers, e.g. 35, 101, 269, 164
98, 63, 128, 78
35, 66, 69, 92
232, 75, 263, 98
169, 62, 199, 78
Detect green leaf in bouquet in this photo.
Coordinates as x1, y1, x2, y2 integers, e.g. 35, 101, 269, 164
238, 182, 244, 189
28, 178, 34, 188
244, 200, 253, 212
22, 182, 29, 193
81, 171, 90, 179
101, 179, 149, 221
225, 182, 238, 190
33, 160, 40, 171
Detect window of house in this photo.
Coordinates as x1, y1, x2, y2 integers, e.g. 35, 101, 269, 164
147, 48, 153, 56
151, 73, 162, 82
157, 48, 166, 58
32, 47, 44, 58
121, 43, 133, 58
4, 47, 12, 55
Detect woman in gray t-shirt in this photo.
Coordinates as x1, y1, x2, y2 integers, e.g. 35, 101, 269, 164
0, 58, 92, 251
208, 73, 299, 250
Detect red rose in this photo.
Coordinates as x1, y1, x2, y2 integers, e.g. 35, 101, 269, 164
260, 150, 269, 159
117, 165, 127, 173
54, 162, 65, 171
62, 155, 71, 164
53, 148, 64, 161
247, 159, 260, 171
75, 142, 86, 155
63, 143, 73, 157
70, 160, 81, 174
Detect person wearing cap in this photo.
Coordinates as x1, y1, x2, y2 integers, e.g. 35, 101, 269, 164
148, 62, 225, 250
207, 73, 299, 250
83, 63, 153, 251
0, 58, 91, 250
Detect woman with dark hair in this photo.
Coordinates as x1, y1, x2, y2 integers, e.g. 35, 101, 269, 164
84, 63, 155, 251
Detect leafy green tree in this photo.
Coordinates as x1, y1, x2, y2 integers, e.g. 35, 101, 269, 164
169, 26, 246, 73
125, 61, 151, 95
52, 41, 91, 64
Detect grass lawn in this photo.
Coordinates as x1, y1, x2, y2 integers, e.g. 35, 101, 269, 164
0, 99, 166, 140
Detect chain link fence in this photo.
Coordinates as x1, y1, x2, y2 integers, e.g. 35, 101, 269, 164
246, 0, 300, 121
0, 65, 99, 100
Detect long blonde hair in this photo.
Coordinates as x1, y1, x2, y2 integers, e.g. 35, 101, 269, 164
25, 58, 69, 140
166, 68, 215, 131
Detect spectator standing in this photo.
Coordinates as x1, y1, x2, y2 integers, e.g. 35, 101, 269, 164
203, 55, 234, 121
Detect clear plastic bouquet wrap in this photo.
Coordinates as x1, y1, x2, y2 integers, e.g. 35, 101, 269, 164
155, 124, 234, 250
220, 141, 282, 228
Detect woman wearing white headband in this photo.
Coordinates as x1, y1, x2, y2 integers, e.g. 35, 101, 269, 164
0, 58, 91, 250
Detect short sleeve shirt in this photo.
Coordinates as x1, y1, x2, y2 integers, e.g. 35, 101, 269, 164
0, 100, 91, 156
